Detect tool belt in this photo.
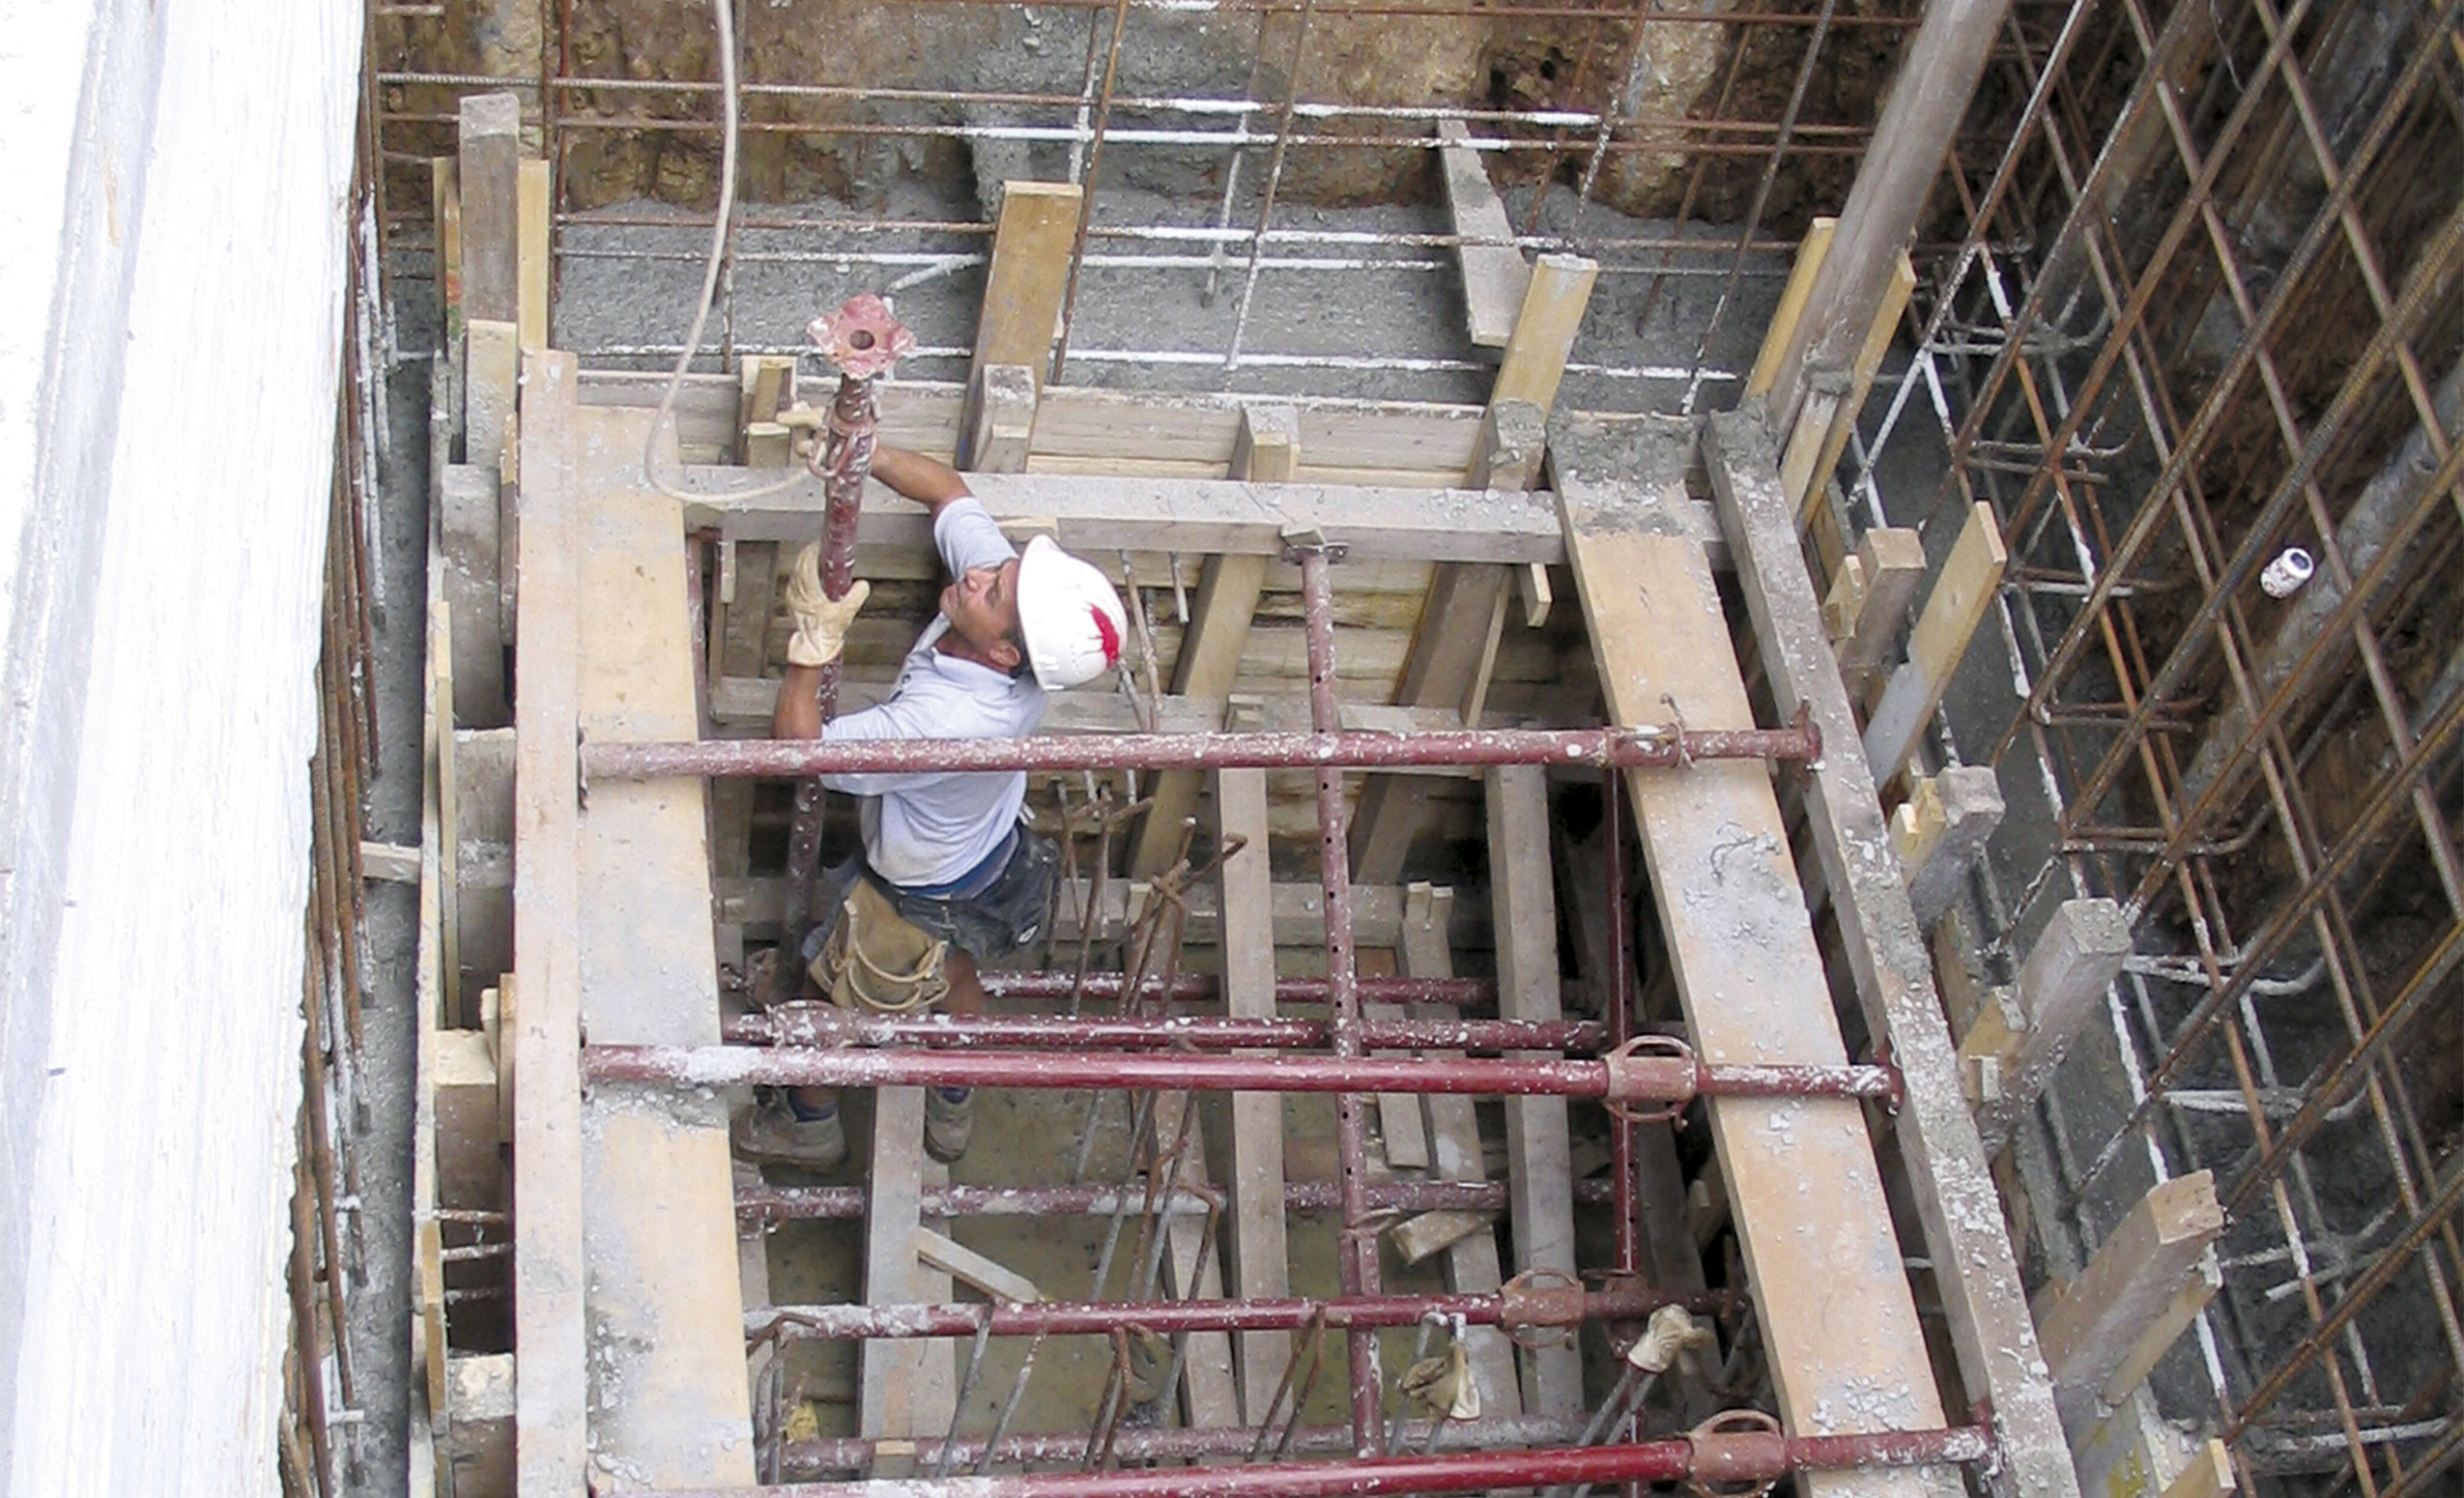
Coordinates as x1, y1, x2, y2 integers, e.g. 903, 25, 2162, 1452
807, 877, 952, 1014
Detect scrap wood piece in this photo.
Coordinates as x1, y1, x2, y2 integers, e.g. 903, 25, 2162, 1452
863, 1088, 959, 1453
1700, 409, 2078, 1498
1560, 410, 1952, 1498
2037, 1172, 2224, 1435
917, 1226, 1042, 1304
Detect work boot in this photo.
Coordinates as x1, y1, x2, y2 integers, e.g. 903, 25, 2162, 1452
733, 1092, 848, 1169
924, 1086, 974, 1164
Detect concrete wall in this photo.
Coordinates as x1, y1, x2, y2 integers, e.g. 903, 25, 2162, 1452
0, 2, 363, 1493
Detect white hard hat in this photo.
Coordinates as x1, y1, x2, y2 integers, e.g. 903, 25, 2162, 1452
1016, 535, 1129, 690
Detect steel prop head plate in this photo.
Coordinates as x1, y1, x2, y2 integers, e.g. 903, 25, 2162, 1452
807, 294, 916, 378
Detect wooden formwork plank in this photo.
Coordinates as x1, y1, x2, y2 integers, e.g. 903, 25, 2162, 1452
432, 158, 463, 340
415, 547, 453, 1466
1491, 254, 1598, 418
1893, 766, 2004, 931
1215, 767, 1292, 1422
1436, 120, 1533, 349
516, 158, 550, 353
1485, 765, 1584, 1420
1557, 412, 1949, 1498
1700, 410, 2077, 1498
1396, 884, 1523, 1422
510, 349, 587, 1498
1747, 217, 1838, 400
457, 93, 520, 323
1131, 406, 1290, 877
1807, 251, 1918, 499
567, 395, 756, 1484
961, 362, 1038, 474
972, 181, 1082, 382
1862, 501, 2007, 788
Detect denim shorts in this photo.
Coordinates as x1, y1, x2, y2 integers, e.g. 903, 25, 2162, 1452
879, 829, 1058, 965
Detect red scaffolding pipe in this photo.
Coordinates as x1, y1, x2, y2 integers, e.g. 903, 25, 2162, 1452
975, 971, 1495, 1007
660, 1427, 1992, 1498
585, 1039, 1901, 1105
750, 1281, 1703, 1340
724, 1007, 1607, 1052
733, 1176, 1621, 1224
584, 716, 1820, 781
781, 297, 911, 961
777, 1415, 1587, 1475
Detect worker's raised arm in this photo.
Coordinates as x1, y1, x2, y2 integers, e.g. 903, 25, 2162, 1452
868, 445, 973, 519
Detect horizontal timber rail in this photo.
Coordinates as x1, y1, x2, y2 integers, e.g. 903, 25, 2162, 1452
735, 1176, 1618, 1224
586, 1037, 1902, 1109
583, 716, 1820, 781
665, 1426, 1992, 1497
749, 1281, 1719, 1341
727, 1006, 1608, 1053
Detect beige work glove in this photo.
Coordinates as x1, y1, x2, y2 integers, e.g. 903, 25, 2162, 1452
783, 541, 869, 668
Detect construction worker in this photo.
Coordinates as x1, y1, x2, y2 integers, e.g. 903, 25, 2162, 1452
735, 445, 1129, 1167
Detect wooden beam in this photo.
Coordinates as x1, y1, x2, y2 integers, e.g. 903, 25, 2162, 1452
1561, 411, 1951, 1498
1435, 119, 1532, 349
960, 361, 1038, 474
1893, 765, 2004, 930
511, 349, 587, 1498
1966, 897, 2134, 1150
466, 319, 519, 481
1397, 883, 1523, 1423
516, 158, 550, 353
2098, 1251, 2219, 1411
1486, 764, 1583, 1420
1130, 406, 1289, 877
1491, 254, 1598, 417
2037, 1173, 2224, 1435
972, 181, 1082, 384
457, 93, 521, 325
1747, 217, 1838, 399
1215, 767, 1292, 1423
1701, 409, 2077, 1498
860, 1089, 958, 1455
1830, 526, 1928, 694
1863, 501, 2008, 788
695, 468, 1736, 570
440, 465, 508, 728
431, 158, 463, 340
569, 396, 756, 1484
1151, 1091, 1244, 1429
1350, 562, 1511, 883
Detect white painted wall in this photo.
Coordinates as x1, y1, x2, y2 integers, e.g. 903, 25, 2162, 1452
0, 3, 363, 1495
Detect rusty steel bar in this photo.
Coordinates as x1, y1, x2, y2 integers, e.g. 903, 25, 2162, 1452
781, 1414, 1585, 1475
726, 1007, 1606, 1052
752, 1280, 1714, 1341
588, 1037, 1901, 1103
662, 1426, 1991, 1498
1295, 539, 1382, 1456
735, 1175, 1619, 1224
778, 297, 911, 961
585, 717, 1819, 781
974, 971, 1495, 1007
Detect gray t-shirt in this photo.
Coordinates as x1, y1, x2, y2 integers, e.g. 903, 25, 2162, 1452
818, 498, 1046, 887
